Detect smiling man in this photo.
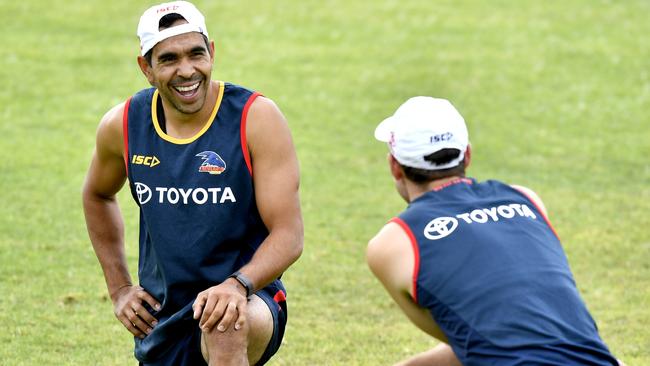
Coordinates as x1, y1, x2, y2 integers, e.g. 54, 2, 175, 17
82, 2, 303, 365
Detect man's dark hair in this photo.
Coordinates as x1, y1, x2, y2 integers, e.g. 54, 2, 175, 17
401, 148, 466, 183
144, 13, 210, 65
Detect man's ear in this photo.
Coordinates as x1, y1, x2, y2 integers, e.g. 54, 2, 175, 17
464, 144, 472, 169
209, 40, 215, 62
388, 154, 404, 181
137, 55, 155, 86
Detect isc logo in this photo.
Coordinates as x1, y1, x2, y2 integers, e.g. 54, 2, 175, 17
132, 155, 160, 167
430, 132, 453, 143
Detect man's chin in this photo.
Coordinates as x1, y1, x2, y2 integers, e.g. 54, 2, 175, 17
167, 93, 206, 115
175, 102, 204, 115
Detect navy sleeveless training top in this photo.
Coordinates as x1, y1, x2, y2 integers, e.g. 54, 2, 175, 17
393, 178, 617, 366
123, 81, 271, 361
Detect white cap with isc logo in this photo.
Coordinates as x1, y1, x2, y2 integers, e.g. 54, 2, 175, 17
375, 96, 469, 170
137, 1, 209, 56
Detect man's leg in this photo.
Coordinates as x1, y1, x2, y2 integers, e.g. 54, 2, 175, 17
200, 294, 274, 366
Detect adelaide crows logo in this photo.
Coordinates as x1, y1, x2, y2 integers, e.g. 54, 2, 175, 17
196, 151, 226, 175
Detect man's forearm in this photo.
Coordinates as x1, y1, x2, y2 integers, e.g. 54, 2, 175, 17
238, 224, 303, 292
83, 192, 132, 301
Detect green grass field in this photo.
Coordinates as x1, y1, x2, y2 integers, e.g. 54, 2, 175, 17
1, 0, 649, 364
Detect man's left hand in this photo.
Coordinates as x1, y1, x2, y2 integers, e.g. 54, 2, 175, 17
192, 279, 248, 332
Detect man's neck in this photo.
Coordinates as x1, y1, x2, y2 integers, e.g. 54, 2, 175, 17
406, 175, 465, 202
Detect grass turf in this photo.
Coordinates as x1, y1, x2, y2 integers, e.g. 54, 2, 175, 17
0, 0, 648, 364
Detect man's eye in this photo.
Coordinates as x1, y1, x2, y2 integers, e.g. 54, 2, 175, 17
157, 55, 176, 64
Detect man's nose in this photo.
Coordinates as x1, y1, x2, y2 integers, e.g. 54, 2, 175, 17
176, 57, 195, 79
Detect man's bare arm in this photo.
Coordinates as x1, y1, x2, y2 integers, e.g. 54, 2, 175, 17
82, 103, 160, 338
367, 223, 460, 366
239, 96, 304, 290
193, 96, 303, 332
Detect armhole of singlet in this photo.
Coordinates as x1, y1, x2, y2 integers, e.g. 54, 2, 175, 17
240, 92, 262, 176
511, 186, 561, 241
122, 97, 132, 177
390, 217, 421, 304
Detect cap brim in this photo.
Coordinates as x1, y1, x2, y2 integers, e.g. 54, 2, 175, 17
374, 116, 395, 142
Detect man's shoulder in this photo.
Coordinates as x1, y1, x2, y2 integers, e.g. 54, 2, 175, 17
98, 88, 154, 144
93, 101, 128, 159
128, 87, 156, 108
367, 219, 415, 293
101, 87, 150, 131
368, 219, 412, 262
101, 102, 127, 130
222, 81, 255, 96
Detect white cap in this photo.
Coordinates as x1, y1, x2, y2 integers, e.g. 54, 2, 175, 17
375, 96, 469, 170
137, 1, 209, 56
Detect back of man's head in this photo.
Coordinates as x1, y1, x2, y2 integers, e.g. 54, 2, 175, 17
375, 96, 470, 182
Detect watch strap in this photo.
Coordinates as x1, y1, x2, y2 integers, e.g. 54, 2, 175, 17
229, 271, 254, 297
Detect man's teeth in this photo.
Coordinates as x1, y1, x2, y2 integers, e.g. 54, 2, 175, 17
176, 83, 199, 92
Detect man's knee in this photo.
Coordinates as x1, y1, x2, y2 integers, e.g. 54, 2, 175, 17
246, 295, 274, 363
201, 321, 249, 366
201, 294, 274, 365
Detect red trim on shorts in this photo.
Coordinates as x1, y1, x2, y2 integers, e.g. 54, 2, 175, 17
390, 217, 420, 304
273, 290, 286, 304
512, 187, 561, 241
241, 92, 262, 176
122, 97, 132, 176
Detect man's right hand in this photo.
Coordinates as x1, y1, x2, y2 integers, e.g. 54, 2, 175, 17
112, 285, 161, 339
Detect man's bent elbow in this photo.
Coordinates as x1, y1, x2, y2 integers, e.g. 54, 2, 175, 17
290, 232, 304, 264
286, 224, 304, 265
82, 183, 116, 207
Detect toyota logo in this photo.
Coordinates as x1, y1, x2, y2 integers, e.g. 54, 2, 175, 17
423, 217, 458, 240
134, 182, 152, 205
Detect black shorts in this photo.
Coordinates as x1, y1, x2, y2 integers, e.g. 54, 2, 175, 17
139, 280, 287, 366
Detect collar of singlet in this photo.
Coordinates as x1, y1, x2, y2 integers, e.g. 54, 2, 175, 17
432, 177, 473, 192
151, 80, 224, 144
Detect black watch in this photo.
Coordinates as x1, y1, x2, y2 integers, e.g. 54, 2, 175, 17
228, 271, 254, 298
